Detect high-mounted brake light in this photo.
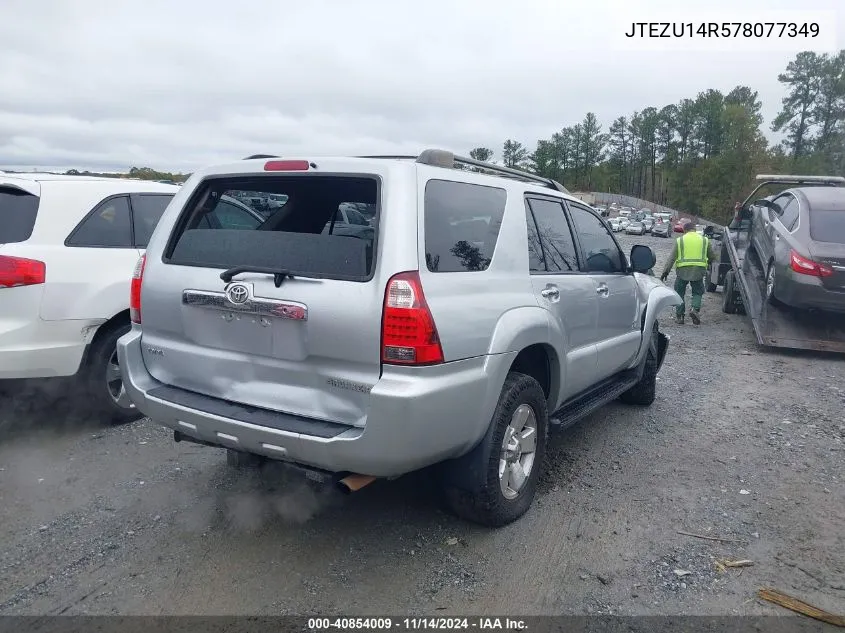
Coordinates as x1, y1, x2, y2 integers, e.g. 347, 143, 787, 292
789, 250, 833, 278
264, 160, 310, 172
381, 271, 444, 365
129, 254, 146, 324
0, 255, 46, 288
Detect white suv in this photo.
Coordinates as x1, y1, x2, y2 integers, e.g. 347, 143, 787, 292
1, 173, 179, 421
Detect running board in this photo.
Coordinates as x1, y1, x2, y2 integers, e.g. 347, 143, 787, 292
550, 371, 639, 430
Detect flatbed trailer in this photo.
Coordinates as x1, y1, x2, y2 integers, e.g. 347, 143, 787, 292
709, 175, 845, 354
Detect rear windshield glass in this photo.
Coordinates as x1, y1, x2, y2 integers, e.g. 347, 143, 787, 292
0, 188, 40, 244
809, 209, 845, 244
424, 179, 507, 272
166, 176, 378, 281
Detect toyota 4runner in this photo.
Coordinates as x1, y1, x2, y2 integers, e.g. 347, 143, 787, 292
116, 150, 681, 526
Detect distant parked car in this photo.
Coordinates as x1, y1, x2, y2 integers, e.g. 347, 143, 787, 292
642, 216, 655, 232
626, 221, 645, 235
749, 186, 845, 313
652, 223, 670, 238
0, 173, 179, 421
673, 219, 688, 233
608, 218, 622, 232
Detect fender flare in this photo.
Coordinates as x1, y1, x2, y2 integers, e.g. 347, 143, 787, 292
441, 307, 563, 493
633, 284, 682, 368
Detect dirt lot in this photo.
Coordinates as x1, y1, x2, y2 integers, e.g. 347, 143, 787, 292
1, 232, 843, 617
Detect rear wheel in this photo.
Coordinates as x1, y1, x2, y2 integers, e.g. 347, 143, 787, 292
443, 373, 548, 527
722, 270, 738, 314
765, 261, 781, 306
85, 321, 143, 424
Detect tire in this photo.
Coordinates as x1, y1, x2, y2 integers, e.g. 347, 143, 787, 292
84, 321, 143, 424
620, 322, 659, 406
442, 373, 548, 527
765, 261, 781, 306
722, 270, 738, 314
226, 449, 264, 468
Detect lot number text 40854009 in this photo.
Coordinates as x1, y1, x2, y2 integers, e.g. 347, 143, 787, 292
307, 618, 528, 631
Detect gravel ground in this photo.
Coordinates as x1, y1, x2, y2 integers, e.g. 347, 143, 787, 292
1, 231, 843, 616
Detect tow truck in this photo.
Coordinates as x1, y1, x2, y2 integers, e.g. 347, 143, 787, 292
708, 174, 845, 354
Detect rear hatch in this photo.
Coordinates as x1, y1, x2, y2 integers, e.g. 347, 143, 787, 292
139, 170, 384, 428
808, 207, 845, 290
1, 182, 46, 324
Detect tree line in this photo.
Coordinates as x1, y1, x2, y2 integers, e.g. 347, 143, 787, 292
64, 166, 189, 182
470, 50, 845, 224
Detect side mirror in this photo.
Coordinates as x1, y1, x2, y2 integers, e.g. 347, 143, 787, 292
630, 244, 656, 273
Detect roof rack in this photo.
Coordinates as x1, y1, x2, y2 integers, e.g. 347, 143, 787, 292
358, 149, 570, 194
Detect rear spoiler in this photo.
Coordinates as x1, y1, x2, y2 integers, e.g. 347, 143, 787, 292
0, 177, 40, 197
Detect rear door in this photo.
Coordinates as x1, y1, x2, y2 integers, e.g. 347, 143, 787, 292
40, 194, 142, 321
566, 201, 640, 381
524, 196, 598, 399
139, 173, 384, 428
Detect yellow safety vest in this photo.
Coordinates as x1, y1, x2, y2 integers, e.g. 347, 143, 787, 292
675, 232, 709, 268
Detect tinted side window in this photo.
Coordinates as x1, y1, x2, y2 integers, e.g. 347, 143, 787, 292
132, 194, 173, 247
778, 196, 799, 231
212, 200, 262, 230
526, 198, 578, 272
0, 188, 40, 244
66, 196, 132, 248
568, 203, 625, 273
424, 180, 506, 273
524, 203, 546, 272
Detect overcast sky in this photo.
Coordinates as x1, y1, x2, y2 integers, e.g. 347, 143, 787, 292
1, 0, 842, 172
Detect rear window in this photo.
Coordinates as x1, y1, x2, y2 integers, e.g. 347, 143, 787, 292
809, 209, 845, 244
165, 176, 378, 281
424, 179, 506, 272
0, 188, 39, 244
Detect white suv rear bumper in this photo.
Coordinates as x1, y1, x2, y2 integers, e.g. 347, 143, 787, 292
0, 316, 101, 379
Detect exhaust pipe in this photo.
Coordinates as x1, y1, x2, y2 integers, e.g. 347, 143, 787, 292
337, 474, 377, 494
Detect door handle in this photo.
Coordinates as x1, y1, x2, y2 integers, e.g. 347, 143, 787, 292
596, 284, 609, 297
541, 287, 560, 299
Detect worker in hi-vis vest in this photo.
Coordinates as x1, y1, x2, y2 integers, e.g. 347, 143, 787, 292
660, 220, 718, 325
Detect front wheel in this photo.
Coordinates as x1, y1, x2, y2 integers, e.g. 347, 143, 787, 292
443, 373, 548, 527
620, 322, 659, 406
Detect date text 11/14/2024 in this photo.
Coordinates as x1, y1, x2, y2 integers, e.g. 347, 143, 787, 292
308, 618, 528, 631
624, 22, 820, 38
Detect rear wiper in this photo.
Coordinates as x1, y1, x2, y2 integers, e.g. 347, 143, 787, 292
220, 266, 295, 288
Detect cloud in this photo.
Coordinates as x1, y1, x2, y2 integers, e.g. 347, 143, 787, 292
0, 0, 842, 171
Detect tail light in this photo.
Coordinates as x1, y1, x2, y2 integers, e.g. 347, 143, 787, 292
0, 255, 46, 288
129, 254, 146, 324
381, 271, 444, 365
789, 250, 833, 278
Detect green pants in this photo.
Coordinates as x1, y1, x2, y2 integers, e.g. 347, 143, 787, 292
674, 277, 704, 316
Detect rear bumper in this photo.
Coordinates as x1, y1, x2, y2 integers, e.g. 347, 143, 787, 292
117, 328, 514, 477
776, 271, 845, 314
0, 317, 100, 379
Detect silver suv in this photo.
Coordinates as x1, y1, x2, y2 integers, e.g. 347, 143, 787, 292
117, 150, 681, 526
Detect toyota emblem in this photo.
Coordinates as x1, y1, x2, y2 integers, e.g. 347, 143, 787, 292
225, 283, 250, 305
